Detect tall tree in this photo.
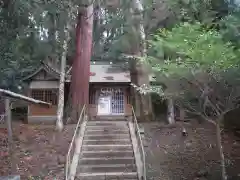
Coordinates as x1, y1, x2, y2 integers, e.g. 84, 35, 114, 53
92, 0, 155, 121
0, 0, 43, 89
0, 0, 73, 88
145, 22, 240, 180
70, 2, 94, 120
56, 1, 77, 131
56, 26, 69, 131
129, 0, 153, 121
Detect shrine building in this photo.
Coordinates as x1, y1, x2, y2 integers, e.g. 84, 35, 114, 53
22, 60, 155, 123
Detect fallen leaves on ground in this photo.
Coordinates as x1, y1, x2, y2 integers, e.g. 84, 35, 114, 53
142, 121, 240, 180
1, 122, 75, 179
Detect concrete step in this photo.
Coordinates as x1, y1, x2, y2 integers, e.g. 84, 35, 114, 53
85, 129, 129, 135
86, 126, 128, 131
89, 119, 128, 122
78, 164, 137, 173
83, 139, 131, 145
84, 134, 130, 140
76, 177, 138, 180
90, 116, 127, 121
71, 119, 138, 180
87, 121, 128, 126
76, 172, 138, 180
86, 124, 128, 128
82, 144, 133, 151
79, 157, 135, 165
81, 150, 134, 158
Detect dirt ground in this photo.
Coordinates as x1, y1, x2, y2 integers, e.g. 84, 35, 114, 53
1, 122, 75, 180
1, 121, 240, 180
141, 121, 240, 180
222, 129, 240, 180
0, 128, 11, 176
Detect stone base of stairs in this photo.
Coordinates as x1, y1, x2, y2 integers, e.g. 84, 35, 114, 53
90, 115, 131, 121
75, 119, 138, 180
76, 172, 138, 180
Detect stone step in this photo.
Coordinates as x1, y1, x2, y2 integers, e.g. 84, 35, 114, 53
82, 144, 133, 151
81, 150, 134, 158
76, 172, 138, 180
76, 177, 138, 180
86, 126, 129, 130
84, 134, 130, 140
87, 121, 128, 126
78, 164, 137, 173
86, 126, 128, 131
79, 157, 135, 165
76, 178, 138, 180
83, 139, 131, 145
91, 116, 127, 121
70, 118, 139, 180
89, 119, 127, 122
85, 129, 129, 135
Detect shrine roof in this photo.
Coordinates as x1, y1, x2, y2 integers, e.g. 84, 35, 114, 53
22, 61, 132, 83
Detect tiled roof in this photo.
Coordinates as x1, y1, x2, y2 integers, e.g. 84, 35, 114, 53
22, 61, 131, 83
89, 64, 130, 82
22, 60, 155, 83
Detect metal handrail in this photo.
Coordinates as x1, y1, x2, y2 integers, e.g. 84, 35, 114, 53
65, 105, 86, 180
131, 106, 146, 180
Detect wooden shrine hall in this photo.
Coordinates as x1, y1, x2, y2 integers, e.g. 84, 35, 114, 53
21, 60, 149, 123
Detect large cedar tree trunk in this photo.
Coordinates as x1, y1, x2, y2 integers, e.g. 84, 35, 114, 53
70, 4, 93, 121
70, 12, 83, 121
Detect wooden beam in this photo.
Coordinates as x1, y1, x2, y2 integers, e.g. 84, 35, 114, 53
0, 88, 51, 107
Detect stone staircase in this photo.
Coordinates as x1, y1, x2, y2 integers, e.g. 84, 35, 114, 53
75, 118, 139, 180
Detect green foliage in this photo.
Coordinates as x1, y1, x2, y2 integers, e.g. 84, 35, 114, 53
220, 8, 240, 47
93, 0, 137, 58
0, 0, 79, 88
146, 22, 240, 121
167, 0, 229, 24
147, 22, 239, 77
0, 1, 38, 88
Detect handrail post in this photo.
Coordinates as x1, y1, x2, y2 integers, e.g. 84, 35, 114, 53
131, 105, 146, 180
65, 104, 87, 180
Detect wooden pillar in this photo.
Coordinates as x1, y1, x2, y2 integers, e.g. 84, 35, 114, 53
5, 98, 16, 173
